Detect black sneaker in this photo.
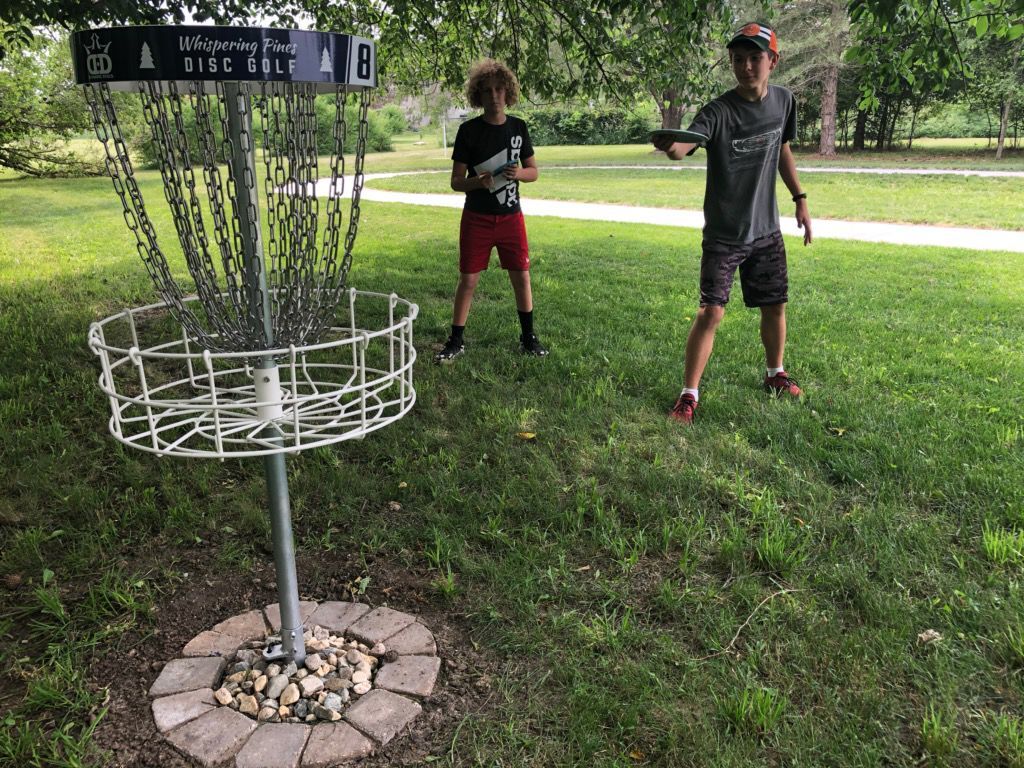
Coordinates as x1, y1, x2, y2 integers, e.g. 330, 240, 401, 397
520, 333, 549, 357
434, 337, 464, 364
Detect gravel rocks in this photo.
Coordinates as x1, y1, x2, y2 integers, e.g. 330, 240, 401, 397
213, 624, 386, 723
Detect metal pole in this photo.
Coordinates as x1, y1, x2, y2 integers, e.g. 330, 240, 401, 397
224, 82, 306, 665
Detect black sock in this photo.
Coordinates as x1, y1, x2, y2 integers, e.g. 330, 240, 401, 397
517, 310, 534, 339
450, 324, 464, 344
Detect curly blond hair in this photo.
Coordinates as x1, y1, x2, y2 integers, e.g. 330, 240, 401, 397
464, 59, 521, 109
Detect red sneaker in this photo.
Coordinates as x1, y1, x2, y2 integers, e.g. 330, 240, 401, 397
764, 371, 802, 397
669, 393, 698, 424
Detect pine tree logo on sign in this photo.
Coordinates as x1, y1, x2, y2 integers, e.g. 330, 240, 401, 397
140, 43, 155, 69
320, 47, 333, 73
85, 33, 113, 77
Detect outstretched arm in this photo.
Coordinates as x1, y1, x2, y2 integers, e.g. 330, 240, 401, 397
779, 143, 812, 246
652, 134, 696, 160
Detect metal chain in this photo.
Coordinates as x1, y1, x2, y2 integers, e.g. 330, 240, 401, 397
194, 82, 246, 338
339, 88, 371, 295
86, 79, 370, 355
86, 83, 203, 344
289, 83, 320, 342
314, 84, 348, 343
165, 81, 226, 337
233, 81, 272, 348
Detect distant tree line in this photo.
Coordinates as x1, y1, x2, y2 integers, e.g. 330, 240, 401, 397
1, 0, 1021, 174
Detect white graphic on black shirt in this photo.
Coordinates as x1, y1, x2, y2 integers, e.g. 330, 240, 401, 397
729, 127, 782, 169
500, 135, 523, 208
475, 148, 514, 198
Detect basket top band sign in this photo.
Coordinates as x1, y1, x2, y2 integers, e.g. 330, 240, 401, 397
72, 25, 376, 92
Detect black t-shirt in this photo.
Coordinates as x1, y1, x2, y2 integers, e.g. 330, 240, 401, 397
452, 115, 535, 215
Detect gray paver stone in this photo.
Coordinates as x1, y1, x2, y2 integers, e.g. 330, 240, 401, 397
374, 655, 441, 698
305, 601, 371, 634
166, 707, 257, 767
384, 622, 437, 656
183, 630, 245, 658
151, 688, 218, 733
344, 689, 421, 745
346, 607, 416, 645
264, 601, 318, 632
212, 610, 268, 641
149, 657, 226, 698
234, 723, 310, 768
301, 722, 375, 767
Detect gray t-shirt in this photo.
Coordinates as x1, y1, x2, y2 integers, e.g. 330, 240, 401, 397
687, 84, 797, 244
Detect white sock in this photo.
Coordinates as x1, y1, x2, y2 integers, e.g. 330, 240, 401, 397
767, 366, 785, 377
681, 387, 699, 402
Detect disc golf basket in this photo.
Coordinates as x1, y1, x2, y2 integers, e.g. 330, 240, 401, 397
72, 25, 417, 664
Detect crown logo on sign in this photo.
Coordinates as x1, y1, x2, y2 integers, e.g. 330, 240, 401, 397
84, 32, 114, 76
84, 33, 111, 55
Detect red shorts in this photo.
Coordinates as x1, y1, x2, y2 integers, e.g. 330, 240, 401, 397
459, 210, 530, 273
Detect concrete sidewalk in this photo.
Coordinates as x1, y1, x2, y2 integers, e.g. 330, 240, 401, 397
545, 164, 1024, 178
310, 171, 1022, 253
352, 183, 1024, 254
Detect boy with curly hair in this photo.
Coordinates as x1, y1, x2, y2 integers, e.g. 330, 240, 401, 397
434, 59, 548, 364
653, 23, 813, 424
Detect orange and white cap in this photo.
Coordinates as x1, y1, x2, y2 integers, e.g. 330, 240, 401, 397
727, 23, 779, 55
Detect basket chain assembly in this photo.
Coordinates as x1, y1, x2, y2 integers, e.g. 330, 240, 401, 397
84, 81, 372, 356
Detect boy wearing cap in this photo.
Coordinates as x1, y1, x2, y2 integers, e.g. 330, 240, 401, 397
434, 58, 548, 364
653, 23, 812, 425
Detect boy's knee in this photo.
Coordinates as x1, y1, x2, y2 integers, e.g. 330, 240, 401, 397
760, 302, 786, 318
458, 272, 481, 290
696, 304, 725, 327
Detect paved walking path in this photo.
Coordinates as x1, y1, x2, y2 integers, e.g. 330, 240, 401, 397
545, 164, 1024, 178
320, 170, 1024, 253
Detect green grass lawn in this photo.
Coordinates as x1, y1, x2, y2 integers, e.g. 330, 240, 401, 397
2, 173, 1024, 766
370, 168, 1024, 231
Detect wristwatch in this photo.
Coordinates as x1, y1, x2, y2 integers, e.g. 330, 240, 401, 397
792, 192, 807, 202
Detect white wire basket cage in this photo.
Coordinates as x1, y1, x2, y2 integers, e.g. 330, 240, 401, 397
89, 288, 418, 458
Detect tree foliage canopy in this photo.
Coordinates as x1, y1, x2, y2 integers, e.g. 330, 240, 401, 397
300, 0, 737, 105
846, 0, 1024, 107
0, 30, 97, 175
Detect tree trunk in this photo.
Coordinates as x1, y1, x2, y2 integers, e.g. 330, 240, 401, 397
818, 64, 839, 157
886, 97, 902, 149
996, 96, 1013, 160
907, 104, 918, 149
996, 46, 1021, 159
653, 88, 684, 129
661, 102, 684, 129
875, 96, 888, 150
853, 109, 867, 150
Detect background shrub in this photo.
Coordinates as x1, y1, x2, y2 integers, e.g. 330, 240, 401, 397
515, 105, 658, 146
135, 94, 404, 167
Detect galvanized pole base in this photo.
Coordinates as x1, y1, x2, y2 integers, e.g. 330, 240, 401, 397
261, 449, 306, 665
224, 83, 307, 665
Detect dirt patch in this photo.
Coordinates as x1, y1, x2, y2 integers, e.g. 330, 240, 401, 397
88, 545, 501, 767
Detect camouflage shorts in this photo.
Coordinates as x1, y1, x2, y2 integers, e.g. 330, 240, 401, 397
699, 230, 788, 308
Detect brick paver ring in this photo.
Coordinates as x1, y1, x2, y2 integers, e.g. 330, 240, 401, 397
148, 601, 439, 766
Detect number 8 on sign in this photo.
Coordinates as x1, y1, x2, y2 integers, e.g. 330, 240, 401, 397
348, 37, 375, 86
